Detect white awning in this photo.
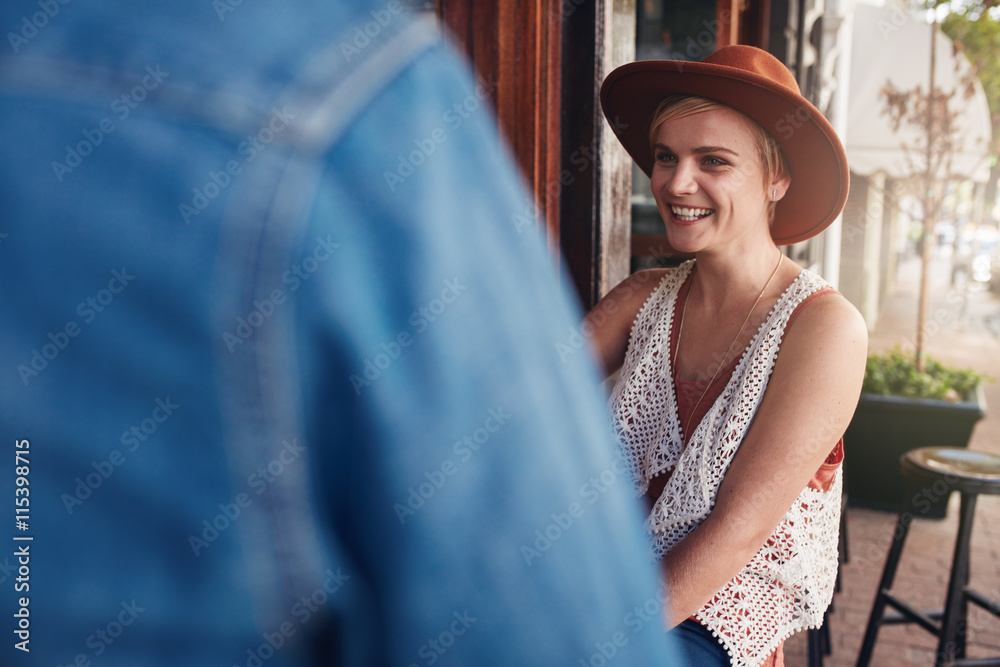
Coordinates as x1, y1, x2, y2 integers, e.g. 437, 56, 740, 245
846, 4, 992, 182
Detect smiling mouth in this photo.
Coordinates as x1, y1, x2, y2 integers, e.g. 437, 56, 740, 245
670, 205, 714, 222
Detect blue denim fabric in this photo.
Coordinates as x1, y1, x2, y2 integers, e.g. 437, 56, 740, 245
0, 1, 679, 666
672, 620, 732, 666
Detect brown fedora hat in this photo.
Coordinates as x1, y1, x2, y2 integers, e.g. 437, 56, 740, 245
600, 45, 849, 246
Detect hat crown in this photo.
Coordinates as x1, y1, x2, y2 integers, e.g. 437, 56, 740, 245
703, 45, 802, 97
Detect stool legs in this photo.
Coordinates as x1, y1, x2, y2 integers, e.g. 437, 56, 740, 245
936, 492, 977, 666
856, 510, 914, 666
857, 491, 1000, 667
808, 628, 823, 666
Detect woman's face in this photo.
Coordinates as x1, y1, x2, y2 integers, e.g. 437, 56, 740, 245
649, 107, 783, 255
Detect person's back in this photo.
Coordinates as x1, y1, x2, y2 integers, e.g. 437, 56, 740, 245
0, 1, 678, 664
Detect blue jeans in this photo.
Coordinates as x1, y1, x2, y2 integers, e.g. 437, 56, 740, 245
672, 620, 731, 666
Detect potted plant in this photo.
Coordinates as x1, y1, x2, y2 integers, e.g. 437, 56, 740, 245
842, 348, 990, 518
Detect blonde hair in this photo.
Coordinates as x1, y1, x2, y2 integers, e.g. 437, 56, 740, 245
648, 95, 789, 221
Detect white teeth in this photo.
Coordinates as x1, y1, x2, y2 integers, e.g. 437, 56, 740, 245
670, 205, 713, 221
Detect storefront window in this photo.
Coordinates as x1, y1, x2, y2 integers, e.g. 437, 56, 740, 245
636, 0, 718, 62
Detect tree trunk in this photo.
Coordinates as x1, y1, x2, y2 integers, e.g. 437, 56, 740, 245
915, 18, 938, 373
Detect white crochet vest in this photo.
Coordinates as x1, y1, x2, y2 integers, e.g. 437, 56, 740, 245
609, 260, 842, 667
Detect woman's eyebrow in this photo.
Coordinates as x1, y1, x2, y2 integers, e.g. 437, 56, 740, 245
652, 142, 740, 157
692, 145, 740, 156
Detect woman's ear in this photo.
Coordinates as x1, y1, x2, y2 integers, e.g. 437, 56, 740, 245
769, 172, 792, 201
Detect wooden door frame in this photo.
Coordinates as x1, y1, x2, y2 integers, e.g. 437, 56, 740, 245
437, 0, 563, 250
560, 0, 636, 309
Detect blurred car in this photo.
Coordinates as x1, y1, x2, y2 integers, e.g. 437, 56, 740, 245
963, 227, 999, 292
991, 245, 1000, 292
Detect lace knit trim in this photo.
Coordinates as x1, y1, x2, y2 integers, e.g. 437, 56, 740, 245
609, 260, 842, 667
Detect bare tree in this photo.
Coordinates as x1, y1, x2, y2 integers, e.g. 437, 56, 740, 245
879, 19, 980, 371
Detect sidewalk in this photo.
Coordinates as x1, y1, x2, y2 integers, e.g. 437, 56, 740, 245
784, 252, 1000, 665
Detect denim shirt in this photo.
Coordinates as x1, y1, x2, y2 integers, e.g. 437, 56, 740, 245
0, 1, 677, 665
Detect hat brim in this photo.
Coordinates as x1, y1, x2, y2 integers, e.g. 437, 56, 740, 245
601, 60, 849, 247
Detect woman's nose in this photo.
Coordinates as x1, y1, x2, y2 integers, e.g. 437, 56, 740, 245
664, 160, 697, 197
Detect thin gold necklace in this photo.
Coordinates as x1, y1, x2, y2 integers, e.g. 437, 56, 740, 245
673, 249, 783, 444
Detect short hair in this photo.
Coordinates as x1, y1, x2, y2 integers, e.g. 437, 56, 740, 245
648, 95, 789, 222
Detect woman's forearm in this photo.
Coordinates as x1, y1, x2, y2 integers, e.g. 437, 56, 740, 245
659, 510, 773, 628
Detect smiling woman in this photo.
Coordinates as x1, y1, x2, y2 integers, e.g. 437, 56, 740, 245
649, 95, 788, 234
583, 46, 868, 667
649, 104, 787, 257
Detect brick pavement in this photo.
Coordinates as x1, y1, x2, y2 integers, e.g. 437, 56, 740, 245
783, 253, 1000, 665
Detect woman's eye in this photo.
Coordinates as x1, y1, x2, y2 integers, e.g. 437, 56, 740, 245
703, 156, 727, 167
655, 152, 676, 164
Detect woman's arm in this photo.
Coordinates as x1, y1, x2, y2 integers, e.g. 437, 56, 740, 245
583, 269, 667, 378
660, 292, 867, 627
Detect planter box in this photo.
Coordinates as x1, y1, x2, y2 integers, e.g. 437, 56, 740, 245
842, 385, 986, 519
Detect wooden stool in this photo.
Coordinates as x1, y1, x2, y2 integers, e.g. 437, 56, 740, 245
856, 447, 1000, 667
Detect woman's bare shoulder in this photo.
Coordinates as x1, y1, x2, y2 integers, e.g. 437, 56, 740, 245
584, 267, 675, 376
596, 267, 673, 316
781, 288, 868, 369
792, 289, 866, 337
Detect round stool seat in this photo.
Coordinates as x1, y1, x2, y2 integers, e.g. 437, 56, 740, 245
901, 447, 1000, 496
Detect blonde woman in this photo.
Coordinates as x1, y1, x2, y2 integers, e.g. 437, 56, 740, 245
589, 46, 867, 666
